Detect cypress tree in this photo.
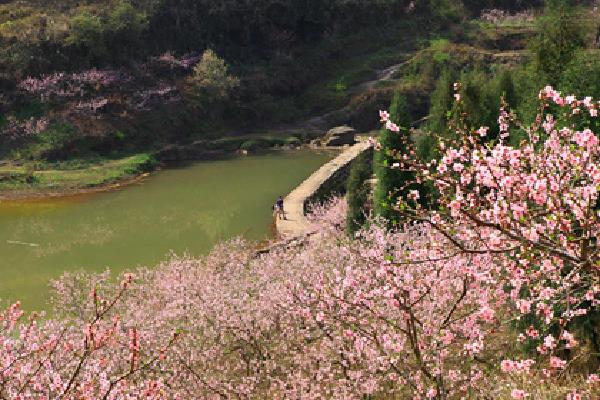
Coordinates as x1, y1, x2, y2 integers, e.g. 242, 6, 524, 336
346, 148, 373, 236
530, 0, 586, 86
497, 69, 517, 108
373, 91, 413, 226
427, 68, 457, 138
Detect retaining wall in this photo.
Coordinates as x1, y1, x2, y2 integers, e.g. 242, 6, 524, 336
276, 141, 371, 238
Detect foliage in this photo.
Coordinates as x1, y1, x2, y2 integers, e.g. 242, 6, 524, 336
456, 68, 518, 140
187, 49, 239, 110
426, 67, 457, 140
346, 148, 372, 235
66, 12, 107, 63
560, 50, 600, 99
529, 0, 587, 85
373, 91, 413, 226
428, 0, 465, 24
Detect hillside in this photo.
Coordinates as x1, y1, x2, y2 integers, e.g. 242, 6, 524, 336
0, 0, 549, 196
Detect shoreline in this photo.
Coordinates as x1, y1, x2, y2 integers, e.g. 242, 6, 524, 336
0, 172, 152, 202
0, 146, 340, 202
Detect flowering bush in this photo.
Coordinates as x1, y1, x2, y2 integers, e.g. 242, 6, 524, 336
18, 67, 179, 117
378, 85, 600, 398
19, 69, 131, 102
0, 116, 48, 138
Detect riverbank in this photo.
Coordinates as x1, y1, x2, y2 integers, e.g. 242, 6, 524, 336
0, 133, 327, 200
0, 154, 157, 200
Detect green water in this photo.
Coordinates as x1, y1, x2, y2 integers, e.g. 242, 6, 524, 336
0, 150, 332, 311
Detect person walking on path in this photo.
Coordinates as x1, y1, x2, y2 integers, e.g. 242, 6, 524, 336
275, 196, 286, 220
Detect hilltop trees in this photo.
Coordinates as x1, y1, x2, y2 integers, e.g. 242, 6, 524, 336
65, 2, 147, 67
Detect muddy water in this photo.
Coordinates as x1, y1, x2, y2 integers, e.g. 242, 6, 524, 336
0, 150, 332, 311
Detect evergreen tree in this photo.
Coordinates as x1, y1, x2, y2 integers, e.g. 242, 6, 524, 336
460, 69, 489, 129
373, 92, 413, 226
346, 148, 373, 236
560, 50, 600, 98
497, 69, 517, 108
427, 68, 457, 137
530, 0, 587, 85
462, 69, 517, 142
414, 68, 457, 163
487, 69, 518, 140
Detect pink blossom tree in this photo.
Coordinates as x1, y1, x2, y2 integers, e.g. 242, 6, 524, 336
378, 84, 600, 398
0, 274, 177, 399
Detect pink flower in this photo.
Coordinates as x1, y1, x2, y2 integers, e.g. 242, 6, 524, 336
549, 356, 566, 369
452, 163, 464, 172
479, 306, 495, 322
517, 300, 531, 314
386, 120, 400, 132
587, 374, 600, 384
543, 334, 556, 350
501, 359, 514, 372
511, 389, 528, 399
449, 200, 461, 216
379, 110, 390, 122
526, 326, 539, 339
566, 391, 582, 400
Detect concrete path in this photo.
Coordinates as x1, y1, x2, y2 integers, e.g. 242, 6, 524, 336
276, 141, 371, 238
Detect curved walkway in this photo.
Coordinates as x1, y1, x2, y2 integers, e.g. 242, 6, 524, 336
276, 141, 371, 238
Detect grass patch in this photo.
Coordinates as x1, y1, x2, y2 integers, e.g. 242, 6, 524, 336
0, 153, 157, 192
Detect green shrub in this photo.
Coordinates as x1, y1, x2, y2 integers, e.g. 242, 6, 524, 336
12, 123, 77, 161
240, 140, 264, 151
66, 12, 107, 61
429, 38, 452, 63
188, 49, 239, 113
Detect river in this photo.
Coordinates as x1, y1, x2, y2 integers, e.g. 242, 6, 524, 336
0, 150, 332, 311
